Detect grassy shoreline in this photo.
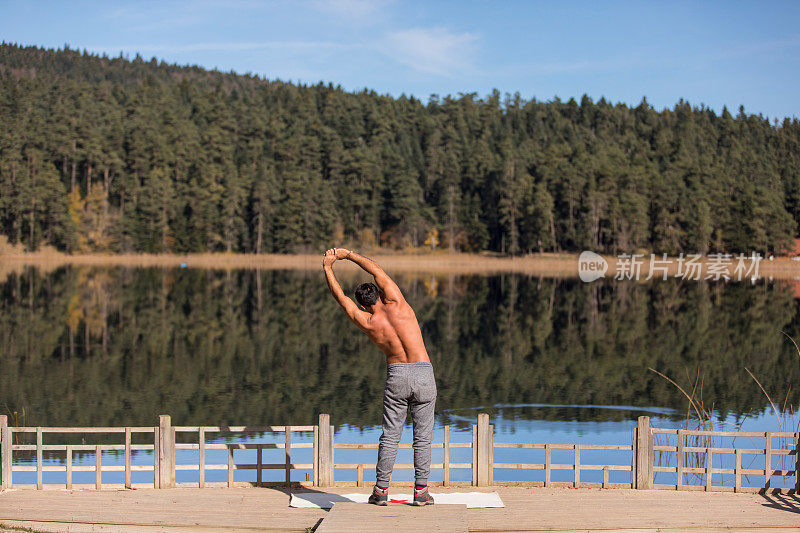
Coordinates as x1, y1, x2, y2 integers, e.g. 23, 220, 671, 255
2, 250, 800, 280
0, 251, 578, 276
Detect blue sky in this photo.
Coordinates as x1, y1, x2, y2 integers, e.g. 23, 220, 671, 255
2, 1, 799, 119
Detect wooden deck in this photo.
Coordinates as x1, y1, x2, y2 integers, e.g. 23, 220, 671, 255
1, 485, 799, 532
316, 502, 467, 533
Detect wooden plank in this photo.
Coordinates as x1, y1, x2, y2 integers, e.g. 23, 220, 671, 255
333, 443, 379, 449
357, 464, 363, 487
683, 446, 766, 454
332, 444, 445, 453
631, 426, 637, 488
13, 444, 154, 452
577, 464, 630, 471
175, 442, 312, 450
796, 432, 800, 493
95, 445, 102, 489
14, 427, 154, 433
652, 429, 773, 437
169, 426, 176, 486
681, 466, 744, 475
488, 424, 494, 485
574, 444, 580, 488
636, 416, 653, 489
316, 502, 468, 533
153, 427, 160, 489
492, 463, 544, 470
471, 425, 477, 486
158, 415, 174, 488
199, 460, 308, 469
677, 429, 684, 490
256, 444, 262, 487
705, 449, 712, 491
477, 414, 490, 486
36, 427, 43, 490
765, 432, 772, 490
735, 449, 741, 492
577, 444, 633, 451
285, 426, 291, 485
603, 465, 609, 488
313, 424, 319, 487
65, 446, 72, 489
7, 485, 800, 531
172, 425, 316, 432
334, 463, 435, 470
198, 427, 205, 488
545, 443, 551, 487
318, 414, 332, 487
125, 427, 131, 489
0, 415, 9, 489
443, 425, 450, 486
493, 443, 629, 450
227, 444, 234, 487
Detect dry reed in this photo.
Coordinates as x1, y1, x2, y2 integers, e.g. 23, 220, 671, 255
650, 334, 799, 489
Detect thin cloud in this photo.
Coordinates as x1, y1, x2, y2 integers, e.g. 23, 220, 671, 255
381, 27, 479, 76
86, 41, 360, 55
308, 0, 392, 22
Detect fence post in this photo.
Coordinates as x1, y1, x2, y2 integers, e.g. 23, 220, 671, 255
313, 425, 319, 486
153, 426, 160, 488
285, 426, 292, 485
318, 414, 333, 487
158, 415, 174, 488
631, 426, 637, 488
795, 432, 800, 493
635, 416, 653, 489
443, 425, 450, 486
476, 413, 491, 486
488, 424, 494, 485
0, 415, 9, 489
471, 425, 477, 486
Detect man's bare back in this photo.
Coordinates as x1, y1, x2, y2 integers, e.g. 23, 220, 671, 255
322, 248, 430, 364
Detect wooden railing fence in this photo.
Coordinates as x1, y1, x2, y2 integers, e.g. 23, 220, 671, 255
1, 414, 797, 493
649, 426, 800, 493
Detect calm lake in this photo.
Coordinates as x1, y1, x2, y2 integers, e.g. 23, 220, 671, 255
2, 265, 799, 487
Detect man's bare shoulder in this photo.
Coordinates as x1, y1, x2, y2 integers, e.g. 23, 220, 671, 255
384, 299, 415, 316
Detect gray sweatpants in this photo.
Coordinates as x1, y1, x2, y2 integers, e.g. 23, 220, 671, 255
376, 362, 437, 486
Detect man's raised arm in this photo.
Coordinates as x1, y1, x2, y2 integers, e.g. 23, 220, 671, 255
343, 250, 405, 303
322, 249, 371, 330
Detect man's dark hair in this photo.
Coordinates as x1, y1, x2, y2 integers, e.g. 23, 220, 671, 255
354, 282, 380, 307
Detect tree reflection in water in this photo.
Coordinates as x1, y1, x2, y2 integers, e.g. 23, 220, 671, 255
0, 266, 798, 429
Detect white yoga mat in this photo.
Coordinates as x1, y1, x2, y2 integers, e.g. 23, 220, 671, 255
290, 491, 504, 508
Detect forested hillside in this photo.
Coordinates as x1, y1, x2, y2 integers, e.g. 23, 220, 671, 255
1, 43, 799, 255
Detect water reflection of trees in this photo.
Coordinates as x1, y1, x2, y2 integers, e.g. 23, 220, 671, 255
1, 267, 798, 428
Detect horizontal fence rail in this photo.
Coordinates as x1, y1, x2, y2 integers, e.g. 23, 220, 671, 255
1, 414, 797, 493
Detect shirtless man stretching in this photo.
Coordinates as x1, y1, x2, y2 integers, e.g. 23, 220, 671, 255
323, 248, 436, 506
